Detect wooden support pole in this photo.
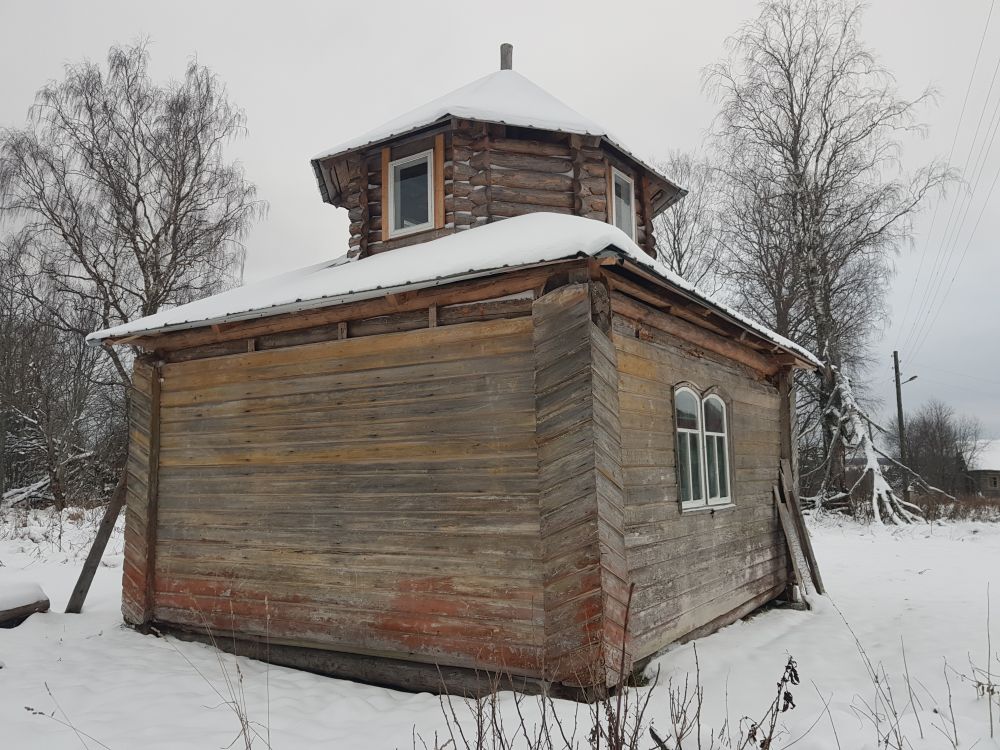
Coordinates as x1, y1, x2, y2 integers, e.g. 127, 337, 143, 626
65, 471, 127, 613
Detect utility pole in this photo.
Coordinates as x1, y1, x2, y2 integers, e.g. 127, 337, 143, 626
893, 350, 909, 501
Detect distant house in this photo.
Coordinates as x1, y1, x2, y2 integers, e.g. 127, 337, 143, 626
87, 48, 819, 694
970, 442, 1000, 497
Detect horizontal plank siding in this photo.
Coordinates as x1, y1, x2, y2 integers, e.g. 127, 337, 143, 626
613, 310, 787, 662
533, 284, 628, 686
149, 318, 545, 677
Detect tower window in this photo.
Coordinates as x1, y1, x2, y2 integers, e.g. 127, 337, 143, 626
388, 150, 434, 237
611, 167, 636, 240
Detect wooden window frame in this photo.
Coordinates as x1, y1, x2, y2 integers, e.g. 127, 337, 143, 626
674, 385, 704, 510
386, 148, 436, 239
610, 167, 636, 240
675, 385, 735, 512
702, 393, 733, 507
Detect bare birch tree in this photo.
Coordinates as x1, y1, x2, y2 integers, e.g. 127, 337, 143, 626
706, 0, 951, 522
0, 42, 265, 386
653, 152, 725, 294
0, 42, 263, 508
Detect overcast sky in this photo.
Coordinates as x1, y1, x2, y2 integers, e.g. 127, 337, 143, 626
1, 0, 998, 442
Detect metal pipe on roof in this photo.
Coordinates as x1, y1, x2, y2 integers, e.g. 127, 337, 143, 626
500, 43, 513, 70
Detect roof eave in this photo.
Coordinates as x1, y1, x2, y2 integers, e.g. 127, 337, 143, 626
598, 251, 819, 370
90, 255, 590, 347
311, 158, 334, 205
311, 115, 686, 210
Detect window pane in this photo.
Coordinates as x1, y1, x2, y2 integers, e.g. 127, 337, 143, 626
678, 433, 691, 503
676, 390, 698, 430
706, 437, 718, 499
690, 436, 702, 501
704, 398, 725, 433
613, 174, 633, 237
394, 159, 429, 230
716, 436, 729, 498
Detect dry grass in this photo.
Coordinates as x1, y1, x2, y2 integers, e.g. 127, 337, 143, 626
908, 493, 1000, 522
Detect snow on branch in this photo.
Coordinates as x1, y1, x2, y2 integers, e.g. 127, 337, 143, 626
829, 365, 922, 525
1, 477, 52, 509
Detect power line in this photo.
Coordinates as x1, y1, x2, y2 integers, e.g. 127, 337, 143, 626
917, 376, 1000, 400
908, 159, 1000, 361
897, 0, 997, 356
907, 67, 1000, 358
913, 361, 1000, 386
906, 56, 1000, 361
905, 109, 1000, 358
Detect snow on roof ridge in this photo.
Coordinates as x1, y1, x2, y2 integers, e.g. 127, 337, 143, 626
313, 70, 610, 162
87, 213, 818, 365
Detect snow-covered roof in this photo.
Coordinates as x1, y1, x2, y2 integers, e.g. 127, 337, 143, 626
312, 70, 681, 199
315, 70, 603, 160
86, 214, 818, 366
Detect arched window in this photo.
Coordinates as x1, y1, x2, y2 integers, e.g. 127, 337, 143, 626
675, 387, 703, 506
703, 395, 731, 505
674, 387, 734, 510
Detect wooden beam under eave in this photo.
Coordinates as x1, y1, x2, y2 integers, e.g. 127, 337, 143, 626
610, 292, 779, 376
116, 261, 586, 352
608, 260, 812, 365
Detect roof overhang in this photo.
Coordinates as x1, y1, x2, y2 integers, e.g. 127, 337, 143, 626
90, 257, 581, 346
311, 116, 686, 215
88, 214, 817, 370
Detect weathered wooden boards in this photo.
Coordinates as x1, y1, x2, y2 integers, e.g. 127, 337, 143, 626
774, 487, 812, 604
326, 123, 662, 259
122, 358, 160, 626
532, 283, 629, 686
612, 301, 788, 661
114, 263, 804, 691
148, 318, 547, 677
778, 459, 825, 596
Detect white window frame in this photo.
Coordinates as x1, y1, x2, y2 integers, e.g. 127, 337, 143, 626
702, 394, 732, 507
675, 387, 734, 511
387, 149, 435, 238
610, 167, 636, 240
675, 386, 705, 510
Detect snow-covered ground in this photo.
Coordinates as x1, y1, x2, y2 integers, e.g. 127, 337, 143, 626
2, 510, 999, 749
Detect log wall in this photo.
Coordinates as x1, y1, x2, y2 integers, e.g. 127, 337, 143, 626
332, 124, 658, 258
612, 305, 788, 661
147, 318, 547, 676
532, 283, 629, 686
